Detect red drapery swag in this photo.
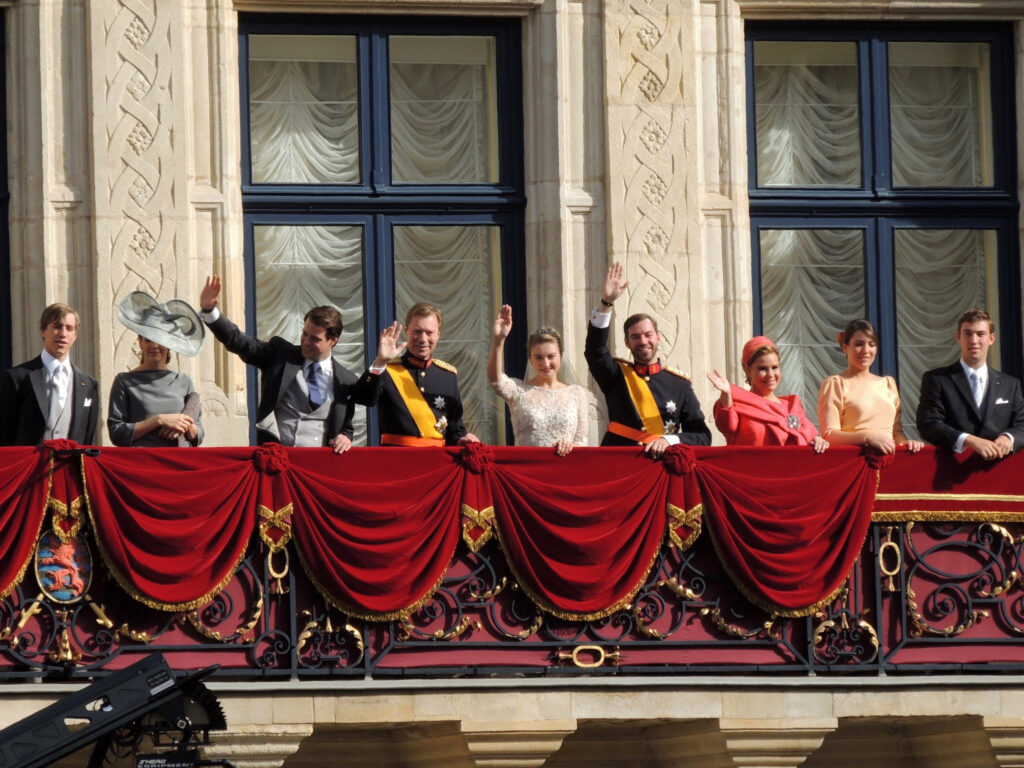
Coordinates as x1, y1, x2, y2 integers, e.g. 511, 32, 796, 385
0, 443, 908, 619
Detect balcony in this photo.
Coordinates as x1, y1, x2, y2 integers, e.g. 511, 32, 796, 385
2, 443, 1022, 680
7, 442, 1024, 766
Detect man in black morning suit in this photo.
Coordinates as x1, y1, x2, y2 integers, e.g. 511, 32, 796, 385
916, 308, 1024, 460
585, 262, 711, 458
0, 303, 99, 446
199, 275, 374, 453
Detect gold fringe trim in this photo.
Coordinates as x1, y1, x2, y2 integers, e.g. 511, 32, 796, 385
489, 510, 665, 622
703, 498, 850, 619
876, 492, 1024, 502
872, 510, 1024, 522
2, 452, 60, 600
259, 503, 294, 552
80, 457, 250, 612
666, 502, 702, 551
292, 531, 454, 623
461, 504, 495, 552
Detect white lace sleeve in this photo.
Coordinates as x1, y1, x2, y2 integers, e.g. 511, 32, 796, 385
490, 373, 524, 404
571, 385, 589, 445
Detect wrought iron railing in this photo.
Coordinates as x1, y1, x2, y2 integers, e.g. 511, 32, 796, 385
4, 518, 1024, 679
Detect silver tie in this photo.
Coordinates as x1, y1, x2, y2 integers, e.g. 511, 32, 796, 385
970, 371, 984, 409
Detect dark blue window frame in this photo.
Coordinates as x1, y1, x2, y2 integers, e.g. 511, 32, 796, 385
238, 15, 526, 444
0, 10, 9, 373
746, 22, 1021, 379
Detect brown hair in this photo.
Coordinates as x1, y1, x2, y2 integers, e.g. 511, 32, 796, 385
304, 306, 343, 340
137, 335, 172, 365
839, 319, 878, 348
528, 327, 563, 354
406, 302, 443, 329
957, 308, 995, 334
745, 344, 778, 368
623, 313, 658, 338
39, 303, 79, 332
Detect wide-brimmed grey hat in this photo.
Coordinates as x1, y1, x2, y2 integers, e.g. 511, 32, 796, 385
117, 291, 206, 357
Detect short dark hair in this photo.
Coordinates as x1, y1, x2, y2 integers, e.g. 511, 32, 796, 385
839, 319, 878, 348
406, 302, 443, 329
304, 306, 343, 340
623, 313, 658, 338
957, 308, 995, 334
39, 303, 79, 332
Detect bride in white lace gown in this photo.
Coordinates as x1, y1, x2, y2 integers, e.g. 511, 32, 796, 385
488, 305, 588, 455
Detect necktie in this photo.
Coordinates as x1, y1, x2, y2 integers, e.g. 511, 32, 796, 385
46, 366, 65, 437
306, 363, 324, 410
970, 371, 985, 409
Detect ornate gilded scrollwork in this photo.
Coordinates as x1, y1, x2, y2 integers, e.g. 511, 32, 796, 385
812, 607, 879, 664
296, 610, 364, 667
555, 644, 621, 668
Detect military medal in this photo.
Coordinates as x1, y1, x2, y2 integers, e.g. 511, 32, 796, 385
435, 415, 448, 435
433, 395, 445, 410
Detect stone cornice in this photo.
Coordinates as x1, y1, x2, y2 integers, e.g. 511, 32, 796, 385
736, 0, 1024, 19
233, 0, 542, 16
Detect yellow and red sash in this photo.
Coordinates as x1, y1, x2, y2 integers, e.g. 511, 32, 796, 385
616, 361, 665, 441
385, 362, 444, 442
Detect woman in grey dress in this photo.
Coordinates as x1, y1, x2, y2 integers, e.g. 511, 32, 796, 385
108, 291, 207, 447
107, 337, 203, 446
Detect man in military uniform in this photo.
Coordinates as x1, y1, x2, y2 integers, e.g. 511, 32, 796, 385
585, 262, 711, 457
359, 303, 479, 446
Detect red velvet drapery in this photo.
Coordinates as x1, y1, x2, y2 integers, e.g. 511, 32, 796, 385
3, 443, 1011, 620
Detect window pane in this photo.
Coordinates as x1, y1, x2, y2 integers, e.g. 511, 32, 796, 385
393, 225, 502, 443
760, 228, 866, 414
390, 36, 499, 184
894, 228, 999, 438
254, 224, 367, 443
753, 41, 861, 187
249, 35, 360, 184
889, 42, 993, 187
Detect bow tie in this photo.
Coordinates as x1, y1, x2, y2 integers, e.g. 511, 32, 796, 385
634, 363, 661, 376
406, 355, 432, 370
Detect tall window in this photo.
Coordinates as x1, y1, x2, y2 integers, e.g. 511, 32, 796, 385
0, 10, 9, 373
240, 17, 524, 444
747, 24, 1020, 437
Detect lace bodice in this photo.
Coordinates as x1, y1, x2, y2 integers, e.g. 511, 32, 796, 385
492, 374, 589, 447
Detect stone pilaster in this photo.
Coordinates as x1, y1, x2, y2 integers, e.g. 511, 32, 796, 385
719, 718, 837, 768
84, 0, 249, 446
461, 720, 577, 768
985, 717, 1024, 768
200, 724, 312, 768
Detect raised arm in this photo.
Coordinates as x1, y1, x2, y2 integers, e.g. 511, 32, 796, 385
488, 305, 512, 384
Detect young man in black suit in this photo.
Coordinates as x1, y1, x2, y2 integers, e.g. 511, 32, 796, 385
916, 308, 1024, 460
0, 303, 99, 446
199, 275, 373, 452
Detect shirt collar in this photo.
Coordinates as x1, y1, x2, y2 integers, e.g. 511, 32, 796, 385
41, 350, 69, 376
960, 359, 988, 381
633, 361, 662, 376
305, 357, 333, 377
404, 352, 432, 369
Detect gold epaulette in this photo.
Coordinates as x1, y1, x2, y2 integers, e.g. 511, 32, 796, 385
433, 358, 458, 374
614, 357, 631, 366
664, 366, 691, 380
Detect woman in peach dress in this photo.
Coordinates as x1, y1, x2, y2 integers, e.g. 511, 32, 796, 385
816, 319, 923, 455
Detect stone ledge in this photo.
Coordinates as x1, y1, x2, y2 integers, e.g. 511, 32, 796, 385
232, 0, 543, 16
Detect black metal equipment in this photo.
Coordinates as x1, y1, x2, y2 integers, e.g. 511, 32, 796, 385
0, 652, 228, 768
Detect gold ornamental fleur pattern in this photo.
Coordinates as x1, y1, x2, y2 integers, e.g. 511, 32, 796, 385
608, 0, 685, 346
107, 0, 175, 367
